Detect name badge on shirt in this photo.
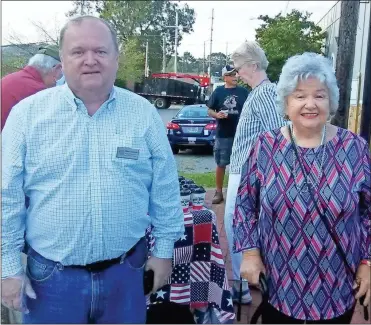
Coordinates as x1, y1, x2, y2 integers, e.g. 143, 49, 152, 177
116, 147, 139, 160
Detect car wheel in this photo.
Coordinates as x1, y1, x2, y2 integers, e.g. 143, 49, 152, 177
154, 97, 168, 109
207, 145, 214, 155
171, 145, 179, 154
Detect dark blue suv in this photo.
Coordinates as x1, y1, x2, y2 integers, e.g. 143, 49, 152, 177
166, 104, 216, 154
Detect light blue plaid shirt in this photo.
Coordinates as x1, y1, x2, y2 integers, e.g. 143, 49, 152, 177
2, 84, 184, 278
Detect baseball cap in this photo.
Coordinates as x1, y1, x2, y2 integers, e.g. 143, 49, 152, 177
37, 45, 60, 62
221, 65, 236, 76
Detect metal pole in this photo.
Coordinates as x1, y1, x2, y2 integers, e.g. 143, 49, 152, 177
162, 35, 166, 73
208, 9, 214, 76
80, 0, 84, 15
174, 10, 179, 74
203, 41, 206, 74
145, 41, 149, 77
354, 72, 362, 133
360, 17, 371, 145
225, 42, 228, 65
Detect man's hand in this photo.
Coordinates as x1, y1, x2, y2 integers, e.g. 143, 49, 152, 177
215, 112, 227, 119
240, 250, 266, 286
353, 264, 371, 306
1, 275, 36, 313
145, 256, 172, 294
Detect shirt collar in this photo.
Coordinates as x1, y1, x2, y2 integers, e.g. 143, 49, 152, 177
24, 66, 44, 83
61, 84, 116, 112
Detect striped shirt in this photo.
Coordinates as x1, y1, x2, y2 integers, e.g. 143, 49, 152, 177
2, 84, 184, 278
229, 82, 287, 174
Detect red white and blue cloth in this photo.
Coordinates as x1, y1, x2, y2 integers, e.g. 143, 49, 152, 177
145, 208, 235, 324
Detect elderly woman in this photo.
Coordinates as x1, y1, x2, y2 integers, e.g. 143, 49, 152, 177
234, 52, 371, 324
224, 41, 286, 303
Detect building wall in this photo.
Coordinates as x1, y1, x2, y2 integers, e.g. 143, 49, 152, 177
317, 1, 370, 104
317, 1, 370, 132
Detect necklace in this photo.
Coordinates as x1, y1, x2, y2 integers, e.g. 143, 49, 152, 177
290, 124, 327, 193
253, 78, 269, 89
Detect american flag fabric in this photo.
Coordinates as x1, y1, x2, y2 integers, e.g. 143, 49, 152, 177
146, 209, 235, 324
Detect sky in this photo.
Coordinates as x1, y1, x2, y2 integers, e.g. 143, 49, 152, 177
2, 0, 338, 59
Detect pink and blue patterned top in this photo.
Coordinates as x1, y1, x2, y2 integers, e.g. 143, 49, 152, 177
233, 127, 371, 321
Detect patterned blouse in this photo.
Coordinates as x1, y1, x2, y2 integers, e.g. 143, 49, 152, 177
233, 127, 371, 321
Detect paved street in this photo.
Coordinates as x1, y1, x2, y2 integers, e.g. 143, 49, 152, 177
156, 105, 216, 174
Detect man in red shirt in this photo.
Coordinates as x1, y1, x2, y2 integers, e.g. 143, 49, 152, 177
1, 45, 62, 130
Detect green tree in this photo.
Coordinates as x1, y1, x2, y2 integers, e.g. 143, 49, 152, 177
255, 9, 326, 82
116, 37, 145, 85
208, 52, 227, 76
66, 0, 96, 16
1, 57, 26, 78
97, 1, 195, 73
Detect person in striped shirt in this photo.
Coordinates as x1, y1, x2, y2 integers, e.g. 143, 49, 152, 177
224, 41, 287, 303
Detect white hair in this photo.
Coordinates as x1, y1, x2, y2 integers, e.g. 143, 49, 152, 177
276, 52, 339, 118
231, 41, 269, 71
28, 53, 60, 74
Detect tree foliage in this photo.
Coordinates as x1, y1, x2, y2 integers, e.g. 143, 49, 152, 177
116, 37, 145, 84
97, 0, 195, 73
1, 57, 26, 78
66, 0, 96, 17
255, 9, 326, 82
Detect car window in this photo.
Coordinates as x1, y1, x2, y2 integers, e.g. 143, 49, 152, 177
177, 106, 208, 118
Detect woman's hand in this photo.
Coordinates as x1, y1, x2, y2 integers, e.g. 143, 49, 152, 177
353, 263, 371, 306
240, 249, 266, 286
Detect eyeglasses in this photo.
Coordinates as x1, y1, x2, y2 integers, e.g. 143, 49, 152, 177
233, 62, 247, 73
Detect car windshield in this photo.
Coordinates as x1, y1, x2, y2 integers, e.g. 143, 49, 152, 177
177, 106, 208, 118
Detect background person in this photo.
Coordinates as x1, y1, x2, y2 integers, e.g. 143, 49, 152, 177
207, 65, 249, 204
225, 41, 286, 303
1, 45, 62, 130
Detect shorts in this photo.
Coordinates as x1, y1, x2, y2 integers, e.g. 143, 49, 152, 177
214, 137, 234, 167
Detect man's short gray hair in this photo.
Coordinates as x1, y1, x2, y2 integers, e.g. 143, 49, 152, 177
276, 52, 339, 118
59, 15, 119, 53
28, 54, 60, 74
231, 41, 269, 71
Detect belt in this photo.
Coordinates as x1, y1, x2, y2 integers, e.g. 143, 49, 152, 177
69, 238, 142, 272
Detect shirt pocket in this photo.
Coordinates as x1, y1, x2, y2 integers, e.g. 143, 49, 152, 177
111, 134, 151, 166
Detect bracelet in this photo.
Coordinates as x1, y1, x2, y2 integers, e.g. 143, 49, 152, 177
360, 260, 371, 267
243, 249, 260, 258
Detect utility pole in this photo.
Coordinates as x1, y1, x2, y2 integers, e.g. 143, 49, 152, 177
360, 16, 371, 145
165, 10, 180, 73
80, 0, 85, 15
208, 8, 214, 76
332, 1, 360, 128
162, 35, 166, 73
203, 41, 206, 74
225, 42, 228, 65
145, 41, 149, 77
174, 10, 179, 74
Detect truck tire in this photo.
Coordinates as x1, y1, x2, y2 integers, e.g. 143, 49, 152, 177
171, 145, 179, 154
154, 97, 168, 109
185, 99, 195, 105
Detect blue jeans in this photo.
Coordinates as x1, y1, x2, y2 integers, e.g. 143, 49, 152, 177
23, 239, 147, 324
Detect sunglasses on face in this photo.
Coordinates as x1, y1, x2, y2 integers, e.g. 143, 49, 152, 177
225, 71, 237, 77
233, 63, 246, 73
